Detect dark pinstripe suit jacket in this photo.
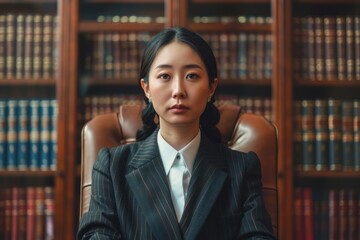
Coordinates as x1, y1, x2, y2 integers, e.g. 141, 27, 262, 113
77, 129, 276, 240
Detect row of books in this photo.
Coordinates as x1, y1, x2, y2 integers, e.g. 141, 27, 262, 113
96, 15, 165, 24
293, 99, 360, 171
0, 14, 59, 80
293, 15, 360, 81
81, 31, 272, 81
294, 187, 360, 240
0, 186, 54, 240
192, 15, 272, 24
80, 94, 273, 123
0, 99, 58, 170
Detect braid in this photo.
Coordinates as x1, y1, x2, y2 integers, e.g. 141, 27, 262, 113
136, 102, 157, 141
200, 101, 222, 143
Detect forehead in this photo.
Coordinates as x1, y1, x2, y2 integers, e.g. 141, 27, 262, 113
151, 41, 205, 68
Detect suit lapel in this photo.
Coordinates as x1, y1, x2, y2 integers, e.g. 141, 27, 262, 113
125, 129, 182, 240
180, 135, 228, 240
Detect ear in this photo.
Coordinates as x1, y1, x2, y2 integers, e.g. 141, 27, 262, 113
209, 78, 218, 96
140, 78, 150, 98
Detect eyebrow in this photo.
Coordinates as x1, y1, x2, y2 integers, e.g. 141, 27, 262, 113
155, 64, 203, 70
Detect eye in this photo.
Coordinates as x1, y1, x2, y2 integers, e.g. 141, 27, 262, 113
186, 73, 199, 80
158, 73, 170, 80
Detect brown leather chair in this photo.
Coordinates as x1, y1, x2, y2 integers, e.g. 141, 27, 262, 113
80, 104, 278, 236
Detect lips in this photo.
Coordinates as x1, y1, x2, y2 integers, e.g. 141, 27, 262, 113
170, 104, 189, 110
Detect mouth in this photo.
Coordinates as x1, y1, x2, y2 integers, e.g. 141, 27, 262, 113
170, 104, 189, 110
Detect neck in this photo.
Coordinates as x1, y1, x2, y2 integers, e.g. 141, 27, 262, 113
160, 125, 199, 150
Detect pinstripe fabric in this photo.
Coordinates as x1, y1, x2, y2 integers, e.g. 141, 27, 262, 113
77, 129, 276, 240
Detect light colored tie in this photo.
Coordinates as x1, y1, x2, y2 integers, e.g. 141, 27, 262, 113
169, 153, 189, 221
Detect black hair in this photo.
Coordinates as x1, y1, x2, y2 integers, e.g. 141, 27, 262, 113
136, 27, 221, 143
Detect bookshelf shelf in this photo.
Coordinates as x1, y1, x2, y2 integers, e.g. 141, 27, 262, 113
0, 0, 56, 3
188, 22, 271, 32
296, 171, 360, 179
81, 0, 163, 3
0, 170, 57, 177
81, 77, 139, 86
78, 21, 164, 32
295, 80, 360, 87
192, 0, 270, 3
295, 0, 359, 3
0, 79, 56, 86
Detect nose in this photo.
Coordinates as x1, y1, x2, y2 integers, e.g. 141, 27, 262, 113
172, 77, 186, 99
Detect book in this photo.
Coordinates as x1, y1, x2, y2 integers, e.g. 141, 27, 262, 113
35, 187, 45, 239
32, 15, 43, 79
40, 100, 51, 170
306, 16, 316, 80
353, 100, 360, 171
0, 100, 6, 169
328, 189, 339, 240
6, 14, 16, 79
44, 187, 54, 240
303, 187, 314, 240
4, 188, 11, 239
0, 15, 5, 79
17, 100, 30, 170
324, 17, 336, 80
339, 189, 348, 239
314, 17, 324, 80
11, 187, 19, 240
26, 187, 36, 240
336, 17, 346, 81
52, 16, 59, 78
328, 99, 342, 171
29, 100, 41, 170
6, 100, 18, 170
345, 16, 354, 80
24, 15, 34, 79
294, 101, 303, 171
314, 99, 328, 170
16, 15, 25, 79
347, 189, 358, 240
355, 16, 360, 80
18, 188, 26, 240
237, 33, 248, 80
42, 15, 53, 79
301, 100, 315, 171
341, 101, 354, 171
49, 99, 57, 170
294, 188, 304, 240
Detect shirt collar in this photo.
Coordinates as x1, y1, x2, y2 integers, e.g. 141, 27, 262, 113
157, 130, 201, 176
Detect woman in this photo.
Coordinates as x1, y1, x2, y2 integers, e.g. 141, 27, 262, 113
77, 27, 276, 240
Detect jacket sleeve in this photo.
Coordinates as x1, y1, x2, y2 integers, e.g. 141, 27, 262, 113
77, 148, 122, 240
238, 151, 277, 240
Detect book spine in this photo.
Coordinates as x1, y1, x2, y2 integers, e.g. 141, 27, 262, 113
104, 30, 113, 78
6, 14, 15, 79
237, 33, 248, 80
17, 100, 29, 170
294, 188, 304, 240
341, 101, 354, 171
328, 99, 343, 171
24, 15, 33, 79
324, 17, 337, 80
294, 101, 303, 171
40, 100, 51, 170
18, 188, 26, 240
302, 100, 315, 171
293, 17, 302, 79
44, 187, 54, 239
306, 16, 316, 80
29, 100, 40, 170
0, 100, 6, 169
315, 99, 328, 170
345, 16, 354, 80
128, 32, 138, 79
354, 16, 360, 80
328, 189, 339, 240
264, 33, 272, 79
26, 187, 36, 240
255, 34, 265, 80
52, 16, 58, 78
42, 15, 53, 79
4, 188, 11, 239
336, 17, 346, 81
35, 187, 45, 240
49, 99, 57, 170
303, 187, 314, 240
0, 15, 5, 79
347, 189, 358, 240
339, 189, 348, 239
228, 33, 238, 79
32, 15, 43, 79
314, 17, 324, 80
6, 100, 17, 170
247, 33, 257, 80
16, 15, 25, 79
353, 100, 360, 171
320, 189, 329, 239
11, 187, 19, 240
0, 188, 4, 238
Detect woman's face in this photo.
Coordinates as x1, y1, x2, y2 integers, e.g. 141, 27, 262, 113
141, 41, 217, 130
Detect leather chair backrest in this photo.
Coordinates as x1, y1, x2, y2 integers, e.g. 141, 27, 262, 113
80, 104, 278, 236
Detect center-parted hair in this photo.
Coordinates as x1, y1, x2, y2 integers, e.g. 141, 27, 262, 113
136, 27, 222, 143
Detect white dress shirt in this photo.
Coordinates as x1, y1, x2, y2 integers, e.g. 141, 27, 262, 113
157, 130, 201, 221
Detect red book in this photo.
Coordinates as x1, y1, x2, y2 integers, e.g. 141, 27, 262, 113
303, 187, 314, 240
26, 187, 36, 240
4, 188, 11, 239
294, 188, 304, 240
18, 188, 26, 240
11, 187, 19, 240
328, 189, 339, 240
339, 189, 348, 240
35, 187, 45, 240
347, 189, 358, 240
